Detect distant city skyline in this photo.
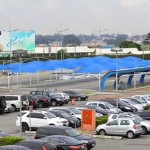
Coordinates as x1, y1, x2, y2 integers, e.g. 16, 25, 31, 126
0, 0, 150, 35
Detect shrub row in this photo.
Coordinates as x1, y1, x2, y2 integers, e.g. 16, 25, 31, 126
96, 115, 109, 127
144, 105, 150, 110
0, 136, 24, 146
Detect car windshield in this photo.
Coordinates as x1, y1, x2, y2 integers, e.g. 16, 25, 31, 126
105, 102, 115, 108
133, 97, 147, 103
133, 115, 143, 122
61, 112, 71, 118
45, 112, 57, 118
126, 99, 140, 104
65, 128, 81, 137
67, 108, 81, 114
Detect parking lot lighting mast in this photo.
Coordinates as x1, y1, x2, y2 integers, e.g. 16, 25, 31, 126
111, 48, 123, 112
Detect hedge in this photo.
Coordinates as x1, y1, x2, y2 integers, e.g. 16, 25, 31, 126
0, 136, 25, 146
144, 105, 150, 110
96, 115, 109, 127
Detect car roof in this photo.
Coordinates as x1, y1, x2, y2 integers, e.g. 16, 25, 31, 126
38, 125, 72, 130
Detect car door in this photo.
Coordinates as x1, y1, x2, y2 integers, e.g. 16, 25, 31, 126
118, 119, 130, 135
105, 120, 119, 135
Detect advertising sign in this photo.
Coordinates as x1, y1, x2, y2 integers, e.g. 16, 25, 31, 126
0, 31, 35, 51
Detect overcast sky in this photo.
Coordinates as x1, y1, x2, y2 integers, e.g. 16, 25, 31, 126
0, 0, 150, 35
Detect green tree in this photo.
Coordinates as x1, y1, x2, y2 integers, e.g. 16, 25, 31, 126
64, 34, 81, 46
120, 40, 142, 50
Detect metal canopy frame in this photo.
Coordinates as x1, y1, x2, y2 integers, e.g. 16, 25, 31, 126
100, 66, 150, 91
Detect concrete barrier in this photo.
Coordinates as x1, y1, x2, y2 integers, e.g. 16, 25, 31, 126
93, 134, 123, 140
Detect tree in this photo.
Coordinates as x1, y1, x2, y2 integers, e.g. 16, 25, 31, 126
143, 33, 150, 45
63, 34, 81, 46
120, 40, 142, 50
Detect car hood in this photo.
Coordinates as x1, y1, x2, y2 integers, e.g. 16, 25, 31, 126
74, 134, 93, 141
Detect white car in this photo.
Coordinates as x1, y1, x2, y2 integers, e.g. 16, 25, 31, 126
119, 98, 144, 112
86, 101, 122, 113
16, 110, 69, 132
56, 92, 70, 104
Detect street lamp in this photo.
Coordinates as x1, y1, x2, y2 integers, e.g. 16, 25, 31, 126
111, 48, 123, 112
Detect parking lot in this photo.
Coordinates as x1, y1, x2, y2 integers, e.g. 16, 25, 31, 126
1, 72, 150, 150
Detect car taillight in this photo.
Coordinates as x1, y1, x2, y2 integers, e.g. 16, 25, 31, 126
42, 145, 48, 150
34, 133, 36, 139
69, 145, 80, 150
29, 100, 35, 105
43, 98, 48, 102
133, 124, 136, 129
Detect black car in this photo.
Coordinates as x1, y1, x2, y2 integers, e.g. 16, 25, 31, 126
100, 98, 137, 112
63, 90, 88, 101
42, 135, 87, 150
30, 90, 64, 106
34, 126, 96, 150
85, 105, 114, 115
0, 145, 32, 150
48, 110, 81, 128
0, 96, 6, 113
135, 110, 150, 120
15, 139, 56, 150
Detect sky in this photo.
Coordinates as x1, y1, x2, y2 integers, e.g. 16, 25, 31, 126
0, 0, 150, 35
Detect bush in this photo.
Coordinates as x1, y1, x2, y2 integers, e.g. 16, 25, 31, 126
0, 136, 25, 146
96, 115, 109, 127
144, 105, 150, 110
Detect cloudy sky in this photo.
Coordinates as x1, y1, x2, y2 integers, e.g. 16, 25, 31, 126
0, 0, 150, 35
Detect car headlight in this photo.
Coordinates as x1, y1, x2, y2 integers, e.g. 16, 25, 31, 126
125, 107, 130, 109
56, 98, 61, 100
81, 140, 88, 144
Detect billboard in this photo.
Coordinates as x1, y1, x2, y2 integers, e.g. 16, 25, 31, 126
0, 30, 35, 51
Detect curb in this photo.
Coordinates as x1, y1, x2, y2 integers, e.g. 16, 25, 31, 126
93, 134, 123, 140
25, 131, 36, 135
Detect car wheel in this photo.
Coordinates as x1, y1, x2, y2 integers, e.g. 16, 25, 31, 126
51, 101, 57, 106
99, 129, 106, 135
142, 126, 147, 135
38, 102, 43, 108
11, 105, 16, 112
22, 123, 29, 132
0, 100, 6, 108
127, 131, 134, 139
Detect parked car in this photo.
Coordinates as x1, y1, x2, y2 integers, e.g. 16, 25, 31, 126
48, 110, 81, 128
63, 90, 88, 101
48, 107, 82, 120
108, 112, 150, 134
0, 131, 10, 137
35, 95, 51, 108
30, 90, 64, 106
119, 98, 144, 112
100, 98, 137, 112
85, 105, 113, 115
56, 92, 70, 104
0, 145, 32, 150
16, 110, 69, 132
42, 135, 87, 150
34, 125, 96, 150
96, 118, 142, 139
15, 139, 56, 150
0, 96, 6, 113
86, 101, 122, 113
132, 95, 150, 105
21, 95, 39, 109
135, 110, 150, 120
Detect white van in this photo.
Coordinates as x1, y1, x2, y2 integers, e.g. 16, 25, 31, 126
4, 95, 22, 112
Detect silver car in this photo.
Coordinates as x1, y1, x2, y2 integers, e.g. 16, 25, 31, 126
96, 118, 142, 139
108, 112, 150, 134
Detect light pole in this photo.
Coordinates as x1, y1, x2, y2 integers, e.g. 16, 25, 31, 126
56, 28, 69, 61
111, 48, 123, 112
